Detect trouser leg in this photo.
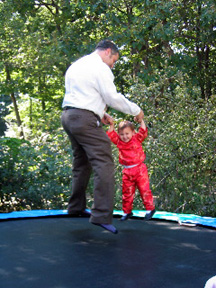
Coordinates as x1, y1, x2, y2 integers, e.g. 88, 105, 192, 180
68, 136, 92, 213
81, 127, 115, 224
136, 164, 155, 211
61, 108, 115, 224
122, 173, 136, 214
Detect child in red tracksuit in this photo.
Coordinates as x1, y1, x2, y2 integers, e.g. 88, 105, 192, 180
107, 119, 155, 221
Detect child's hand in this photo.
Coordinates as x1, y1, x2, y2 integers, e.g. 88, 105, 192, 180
102, 113, 114, 125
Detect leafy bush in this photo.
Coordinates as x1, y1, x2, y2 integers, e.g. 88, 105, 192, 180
1, 74, 215, 217
0, 131, 72, 212
119, 73, 216, 216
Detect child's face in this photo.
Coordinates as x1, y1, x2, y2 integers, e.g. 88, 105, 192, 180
119, 127, 134, 142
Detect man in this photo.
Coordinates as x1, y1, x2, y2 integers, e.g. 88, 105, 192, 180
61, 40, 144, 234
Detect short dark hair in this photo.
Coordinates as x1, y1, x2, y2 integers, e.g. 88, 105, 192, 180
96, 40, 119, 55
118, 121, 135, 132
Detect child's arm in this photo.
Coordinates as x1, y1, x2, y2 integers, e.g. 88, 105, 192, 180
136, 119, 148, 142
140, 119, 147, 130
102, 112, 113, 126
106, 121, 119, 145
103, 113, 115, 133
107, 121, 115, 133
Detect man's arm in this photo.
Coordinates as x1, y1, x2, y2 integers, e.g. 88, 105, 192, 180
96, 64, 142, 117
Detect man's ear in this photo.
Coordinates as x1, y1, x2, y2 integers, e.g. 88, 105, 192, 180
105, 48, 111, 56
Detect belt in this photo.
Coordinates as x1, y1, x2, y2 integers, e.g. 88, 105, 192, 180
63, 106, 101, 122
123, 164, 139, 169
63, 106, 75, 110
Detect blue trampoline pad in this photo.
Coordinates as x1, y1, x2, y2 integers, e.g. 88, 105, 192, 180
1, 209, 216, 229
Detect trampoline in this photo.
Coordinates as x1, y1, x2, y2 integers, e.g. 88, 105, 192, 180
0, 210, 216, 288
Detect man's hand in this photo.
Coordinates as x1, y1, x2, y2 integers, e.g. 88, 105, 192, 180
134, 109, 144, 123
101, 113, 114, 125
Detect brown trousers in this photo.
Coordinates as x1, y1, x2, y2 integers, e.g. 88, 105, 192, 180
61, 108, 115, 224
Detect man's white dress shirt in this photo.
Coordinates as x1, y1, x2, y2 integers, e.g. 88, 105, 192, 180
62, 52, 140, 119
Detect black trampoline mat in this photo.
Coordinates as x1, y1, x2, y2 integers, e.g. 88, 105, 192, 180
0, 217, 215, 288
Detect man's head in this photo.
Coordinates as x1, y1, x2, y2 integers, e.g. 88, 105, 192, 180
118, 121, 135, 143
95, 40, 119, 69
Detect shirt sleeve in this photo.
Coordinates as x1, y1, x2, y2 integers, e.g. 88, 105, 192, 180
135, 127, 148, 142
106, 130, 119, 145
96, 64, 141, 116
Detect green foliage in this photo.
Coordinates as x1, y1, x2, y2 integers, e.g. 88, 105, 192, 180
0, 78, 215, 216
0, 0, 215, 216
0, 94, 10, 136
123, 73, 216, 216
0, 130, 72, 212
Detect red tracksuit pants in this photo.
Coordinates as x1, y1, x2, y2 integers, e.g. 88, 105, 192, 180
122, 163, 155, 214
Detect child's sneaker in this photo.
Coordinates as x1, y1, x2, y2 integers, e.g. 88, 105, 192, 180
144, 209, 155, 220
120, 212, 133, 221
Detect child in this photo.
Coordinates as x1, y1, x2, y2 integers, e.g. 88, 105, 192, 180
107, 119, 155, 221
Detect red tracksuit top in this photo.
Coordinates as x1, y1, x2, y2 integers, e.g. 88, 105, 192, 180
107, 127, 148, 166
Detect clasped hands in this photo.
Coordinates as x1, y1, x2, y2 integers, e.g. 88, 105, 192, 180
102, 109, 144, 125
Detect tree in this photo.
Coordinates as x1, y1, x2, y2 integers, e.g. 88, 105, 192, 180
0, 1, 27, 138
173, 0, 216, 99
0, 0, 215, 215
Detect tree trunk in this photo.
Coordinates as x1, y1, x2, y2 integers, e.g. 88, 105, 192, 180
205, 45, 211, 99
29, 97, 33, 130
5, 64, 25, 139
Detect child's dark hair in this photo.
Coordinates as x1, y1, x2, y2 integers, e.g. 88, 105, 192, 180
118, 121, 135, 133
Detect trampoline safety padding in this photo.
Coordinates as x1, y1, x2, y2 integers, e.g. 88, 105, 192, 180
1, 209, 216, 229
